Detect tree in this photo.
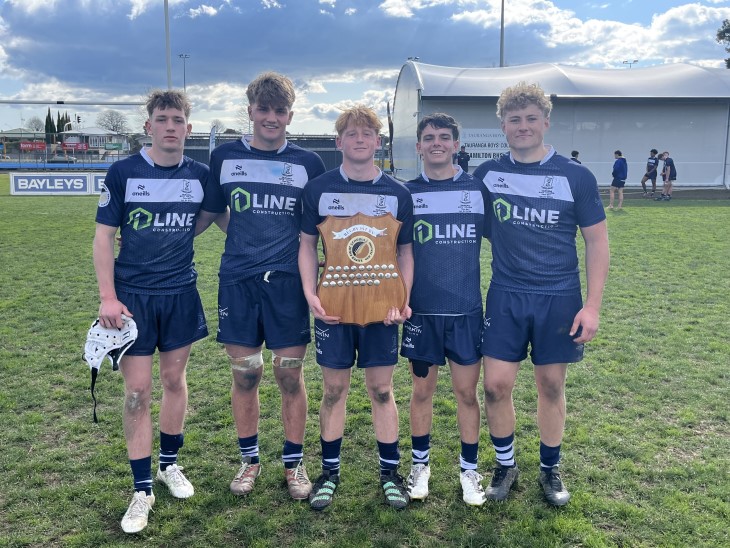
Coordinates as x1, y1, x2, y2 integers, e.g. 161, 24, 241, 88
44, 109, 56, 143
234, 104, 250, 133
26, 116, 44, 132
96, 110, 130, 133
210, 118, 227, 133
716, 19, 730, 68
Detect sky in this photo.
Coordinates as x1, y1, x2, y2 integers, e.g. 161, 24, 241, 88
1, 0, 730, 135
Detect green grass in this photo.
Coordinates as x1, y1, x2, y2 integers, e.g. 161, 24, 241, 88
0, 173, 728, 547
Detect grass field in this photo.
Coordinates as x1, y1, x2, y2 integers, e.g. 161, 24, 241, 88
0, 173, 728, 547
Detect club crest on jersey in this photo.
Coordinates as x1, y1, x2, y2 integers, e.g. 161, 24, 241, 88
458, 190, 473, 213
540, 177, 555, 198
279, 163, 295, 186
98, 183, 111, 207
180, 179, 194, 202
373, 194, 388, 216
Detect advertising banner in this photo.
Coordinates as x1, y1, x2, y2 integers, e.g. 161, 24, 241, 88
460, 129, 509, 165
20, 142, 47, 151
10, 172, 91, 195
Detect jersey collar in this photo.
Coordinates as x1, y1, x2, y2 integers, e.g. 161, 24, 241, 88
241, 136, 288, 154
421, 166, 462, 183
141, 146, 183, 168
509, 145, 556, 166
339, 165, 383, 184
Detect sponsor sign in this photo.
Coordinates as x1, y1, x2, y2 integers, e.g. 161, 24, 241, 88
461, 129, 509, 164
62, 142, 89, 151
92, 174, 106, 193
104, 143, 123, 150
20, 141, 47, 151
10, 172, 91, 195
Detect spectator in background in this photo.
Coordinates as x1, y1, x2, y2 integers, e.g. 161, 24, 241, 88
639, 149, 659, 198
655, 151, 677, 201
570, 150, 581, 164
456, 145, 471, 173
608, 150, 627, 210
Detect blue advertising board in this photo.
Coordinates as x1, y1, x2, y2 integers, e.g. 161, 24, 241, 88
10, 172, 91, 195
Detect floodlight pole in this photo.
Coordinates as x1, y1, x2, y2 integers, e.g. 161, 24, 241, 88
179, 54, 190, 92
165, 0, 172, 89
622, 59, 638, 69
499, 0, 505, 67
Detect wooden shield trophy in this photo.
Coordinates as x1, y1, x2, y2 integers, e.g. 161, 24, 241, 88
317, 213, 406, 326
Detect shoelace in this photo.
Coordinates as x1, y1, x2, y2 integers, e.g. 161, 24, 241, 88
127, 493, 151, 519
408, 466, 425, 487
463, 471, 484, 492
165, 466, 187, 486
234, 463, 253, 480
291, 464, 308, 483
491, 467, 508, 486
547, 471, 564, 490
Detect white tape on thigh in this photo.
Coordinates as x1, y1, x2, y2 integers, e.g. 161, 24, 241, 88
272, 352, 304, 369
228, 351, 263, 371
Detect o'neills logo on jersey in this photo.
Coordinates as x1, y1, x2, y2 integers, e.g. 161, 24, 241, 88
414, 197, 428, 210
493, 176, 509, 189
230, 187, 296, 215
493, 197, 559, 228
328, 198, 345, 211
127, 207, 195, 231
131, 184, 150, 197
414, 219, 477, 245
230, 165, 248, 177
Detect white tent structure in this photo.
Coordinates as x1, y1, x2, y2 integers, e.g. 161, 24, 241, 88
392, 61, 730, 188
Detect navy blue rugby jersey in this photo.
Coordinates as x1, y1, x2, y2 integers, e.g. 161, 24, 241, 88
646, 156, 659, 174
472, 149, 605, 295
406, 170, 489, 315
95, 148, 214, 294
207, 138, 325, 284
300, 166, 414, 245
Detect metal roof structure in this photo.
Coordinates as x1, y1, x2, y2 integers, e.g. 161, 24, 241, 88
407, 61, 730, 99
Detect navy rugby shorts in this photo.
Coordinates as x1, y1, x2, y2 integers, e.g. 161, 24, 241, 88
400, 313, 482, 366
480, 287, 584, 365
217, 271, 311, 350
118, 287, 208, 356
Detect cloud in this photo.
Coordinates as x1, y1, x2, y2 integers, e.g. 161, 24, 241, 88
2, 1, 730, 134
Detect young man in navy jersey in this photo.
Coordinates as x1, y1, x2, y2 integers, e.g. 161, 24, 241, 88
204, 72, 326, 501
299, 106, 414, 510
655, 151, 677, 201
640, 148, 659, 197
472, 82, 609, 506
402, 113, 489, 506
94, 90, 219, 533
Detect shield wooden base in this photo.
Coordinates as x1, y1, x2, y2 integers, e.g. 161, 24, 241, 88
317, 213, 406, 326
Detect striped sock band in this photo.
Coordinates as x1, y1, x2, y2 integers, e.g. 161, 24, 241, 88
238, 434, 260, 465
377, 440, 400, 475
321, 436, 342, 474
282, 440, 304, 469
459, 440, 478, 472
490, 432, 515, 467
130, 456, 153, 495
411, 434, 430, 466
539, 441, 561, 471
159, 432, 184, 472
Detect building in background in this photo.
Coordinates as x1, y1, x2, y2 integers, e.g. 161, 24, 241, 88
392, 61, 730, 188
